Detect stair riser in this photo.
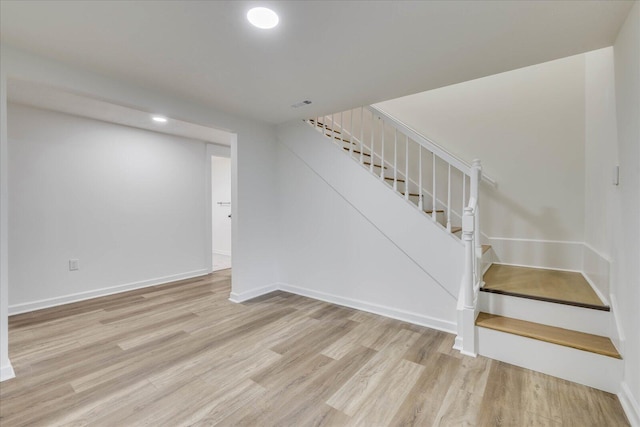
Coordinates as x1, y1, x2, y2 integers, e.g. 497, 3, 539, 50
477, 327, 623, 394
478, 291, 611, 336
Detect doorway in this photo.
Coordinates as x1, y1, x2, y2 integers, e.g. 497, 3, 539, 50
211, 156, 232, 271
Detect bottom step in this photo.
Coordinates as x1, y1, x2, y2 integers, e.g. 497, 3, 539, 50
476, 312, 620, 358
476, 313, 624, 394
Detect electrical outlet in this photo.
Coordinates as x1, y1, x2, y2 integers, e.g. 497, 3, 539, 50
69, 259, 79, 271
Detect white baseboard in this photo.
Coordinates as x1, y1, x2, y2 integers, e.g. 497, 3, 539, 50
8, 269, 210, 316
278, 282, 457, 334
228, 283, 279, 303
619, 382, 640, 427
582, 243, 611, 305
0, 363, 15, 382
228, 281, 456, 334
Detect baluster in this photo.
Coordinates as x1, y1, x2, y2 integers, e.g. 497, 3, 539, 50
340, 111, 344, 146
359, 107, 364, 164
332, 113, 337, 144
462, 173, 467, 212
432, 154, 437, 221
393, 129, 398, 189
405, 135, 409, 201
380, 120, 385, 179
349, 110, 354, 156
370, 114, 375, 173
418, 145, 423, 210
472, 159, 482, 283
447, 164, 452, 231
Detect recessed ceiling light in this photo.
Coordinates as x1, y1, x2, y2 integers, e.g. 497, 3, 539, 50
247, 7, 279, 29
152, 116, 168, 123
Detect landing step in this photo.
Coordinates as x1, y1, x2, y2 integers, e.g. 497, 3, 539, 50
342, 147, 371, 157
481, 264, 609, 311
476, 312, 620, 359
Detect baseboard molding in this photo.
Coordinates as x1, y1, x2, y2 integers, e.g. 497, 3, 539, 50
619, 382, 640, 427
278, 282, 457, 334
582, 243, 610, 305
0, 363, 15, 382
228, 283, 279, 303
8, 269, 210, 316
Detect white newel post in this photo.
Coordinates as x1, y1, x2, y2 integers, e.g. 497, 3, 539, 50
460, 206, 477, 356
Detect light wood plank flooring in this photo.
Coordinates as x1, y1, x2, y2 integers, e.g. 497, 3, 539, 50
0, 270, 629, 426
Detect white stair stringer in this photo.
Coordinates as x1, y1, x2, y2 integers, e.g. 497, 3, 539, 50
477, 326, 623, 394
478, 291, 612, 337
278, 120, 464, 298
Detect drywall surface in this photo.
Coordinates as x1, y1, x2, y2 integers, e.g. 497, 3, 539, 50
212, 156, 232, 256
582, 47, 619, 301
613, 2, 640, 422
376, 54, 587, 265
8, 104, 209, 309
0, 44, 279, 304
276, 120, 462, 331
0, 53, 14, 380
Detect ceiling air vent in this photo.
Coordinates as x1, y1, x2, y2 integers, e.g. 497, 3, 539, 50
291, 100, 312, 108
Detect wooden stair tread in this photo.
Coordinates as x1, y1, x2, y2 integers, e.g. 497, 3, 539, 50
476, 312, 621, 359
384, 177, 405, 183
309, 120, 341, 133
400, 192, 421, 197
451, 226, 462, 233
363, 162, 387, 169
342, 147, 371, 157
424, 209, 445, 214
481, 264, 608, 311
482, 244, 491, 254
326, 134, 351, 143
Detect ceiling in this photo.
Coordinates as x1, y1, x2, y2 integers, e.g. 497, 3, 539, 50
0, 1, 634, 124
7, 80, 234, 145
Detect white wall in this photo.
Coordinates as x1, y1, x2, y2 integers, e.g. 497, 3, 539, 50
275, 120, 462, 332
212, 156, 232, 256
0, 50, 14, 381
583, 47, 619, 302
612, 2, 640, 423
0, 45, 279, 378
7, 104, 209, 311
376, 54, 587, 269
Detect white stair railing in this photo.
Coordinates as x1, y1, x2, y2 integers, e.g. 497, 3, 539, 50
306, 106, 491, 356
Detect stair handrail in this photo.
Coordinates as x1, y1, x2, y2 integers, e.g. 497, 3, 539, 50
367, 105, 497, 187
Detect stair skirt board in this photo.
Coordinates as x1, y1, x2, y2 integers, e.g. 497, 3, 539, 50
477, 326, 623, 394
478, 291, 611, 337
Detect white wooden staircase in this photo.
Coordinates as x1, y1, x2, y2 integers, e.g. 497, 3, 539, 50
305, 106, 623, 394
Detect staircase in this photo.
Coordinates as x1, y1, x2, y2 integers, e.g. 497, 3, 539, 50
305, 106, 623, 394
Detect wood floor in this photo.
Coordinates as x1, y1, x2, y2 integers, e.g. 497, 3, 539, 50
482, 264, 607, 309
0, 270, 629, 426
